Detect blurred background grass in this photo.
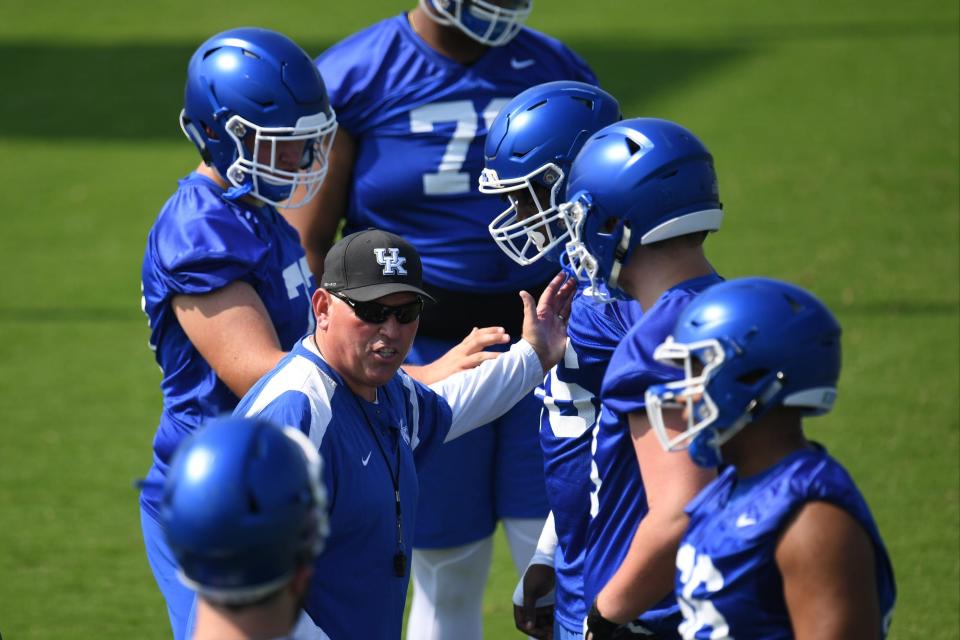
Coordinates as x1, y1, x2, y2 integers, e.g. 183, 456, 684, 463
0, 1, 956, 637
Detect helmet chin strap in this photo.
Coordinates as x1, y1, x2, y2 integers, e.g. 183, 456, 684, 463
222, 182, 253, 201
720, 373, 787, 448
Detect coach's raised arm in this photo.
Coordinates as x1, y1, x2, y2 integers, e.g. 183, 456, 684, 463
233, 228, 573, 640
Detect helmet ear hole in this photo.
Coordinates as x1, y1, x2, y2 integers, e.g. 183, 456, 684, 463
736, 368, 770, 385
180, 114, 214, 164
600, 217, 618, 233
247, 492, 261, 514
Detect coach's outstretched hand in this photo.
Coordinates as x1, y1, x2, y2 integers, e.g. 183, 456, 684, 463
403, 326, 511, 385
520, 272, 576, 373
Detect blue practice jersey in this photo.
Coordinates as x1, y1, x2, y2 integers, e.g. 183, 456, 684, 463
139, 172, 315, 517
317, 14, 596, 293
235, 339, 454, 640
585, 273, 723, 636
678, 446, 896, 639
538, 287, 642, 628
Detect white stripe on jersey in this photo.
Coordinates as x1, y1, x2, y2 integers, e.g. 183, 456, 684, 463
399, 370, 422, 450
244, 352, 338, 450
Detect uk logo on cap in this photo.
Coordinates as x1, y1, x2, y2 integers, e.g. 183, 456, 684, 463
374, 248, 407, 276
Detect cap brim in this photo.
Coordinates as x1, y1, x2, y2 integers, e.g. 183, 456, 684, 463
338, 283, 437, 304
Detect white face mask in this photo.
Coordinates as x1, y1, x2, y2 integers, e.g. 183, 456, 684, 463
220, 110, 338, 208
421, 0, 532, 47
645, 337, 727, 454
481, 163, 567, 265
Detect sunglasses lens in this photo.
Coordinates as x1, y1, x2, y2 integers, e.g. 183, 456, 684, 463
395, 300, 423, 323
348, 298, 423, 324
352, 302, 389, 324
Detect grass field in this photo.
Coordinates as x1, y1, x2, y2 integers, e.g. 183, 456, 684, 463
0, 1, 957, 638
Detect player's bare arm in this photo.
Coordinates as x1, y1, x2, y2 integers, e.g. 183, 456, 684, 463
173, 280, 285, 398
777, 500, 882, 640
283, 128, 357, 279
594, 411, 715, 623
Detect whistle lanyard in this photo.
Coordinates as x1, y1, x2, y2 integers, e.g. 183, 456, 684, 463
353, 393, 407, 578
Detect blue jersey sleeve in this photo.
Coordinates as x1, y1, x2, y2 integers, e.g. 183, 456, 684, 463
316, 17, 403, 135
149, 176, 269, 296
602, 296, 695, 416
567, 293, 643, 368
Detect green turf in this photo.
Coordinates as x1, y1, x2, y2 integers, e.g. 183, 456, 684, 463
0, 1, 956, 638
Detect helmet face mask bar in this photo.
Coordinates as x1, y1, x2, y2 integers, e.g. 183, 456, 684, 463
218, 111, 337, 209
561, 194, 631, 303
482, 162, 566, 265
422, 0, 532, 46
644, 337, 728, 455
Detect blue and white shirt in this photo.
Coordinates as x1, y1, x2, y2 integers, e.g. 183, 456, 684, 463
140, 172, 315, 517
537, 288, 642, 628
585, 273, 724, 636
317, 13, 596, 293
677, 445, 897, 639
235, 337, 543, 640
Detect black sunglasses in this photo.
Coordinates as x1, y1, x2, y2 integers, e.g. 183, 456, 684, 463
330, 291, 424, 324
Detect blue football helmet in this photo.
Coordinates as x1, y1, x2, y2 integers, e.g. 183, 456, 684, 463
561, 118, 723, 301
421, 0, 532, 46
644, 278, 842, 467
480, 81, 621, 266
161, 416, 329, 604
180, 28, 338, 208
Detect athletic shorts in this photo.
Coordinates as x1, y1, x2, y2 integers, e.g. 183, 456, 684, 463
141, 505, 195, 640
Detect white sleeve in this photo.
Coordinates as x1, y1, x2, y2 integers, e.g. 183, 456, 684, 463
428, 339, 544, 443
528, 510, 559, 566
512, 512, 558, 607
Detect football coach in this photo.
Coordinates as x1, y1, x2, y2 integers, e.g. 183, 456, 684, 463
233, 228, 574, 639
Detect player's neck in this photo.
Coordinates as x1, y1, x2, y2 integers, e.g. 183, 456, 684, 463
618, 243, 715, 312
192, 597, 297, 640
723, 411, 810, 478
196, 161, 227, 188
408, 7, 488, 64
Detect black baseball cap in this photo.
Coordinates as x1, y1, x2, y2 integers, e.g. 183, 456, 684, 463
321, 229, 436, 303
